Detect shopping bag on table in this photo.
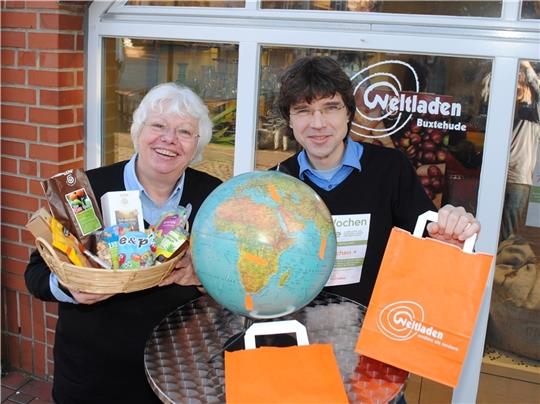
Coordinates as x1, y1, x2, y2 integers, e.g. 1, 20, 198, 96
225, 320, 348, 404
355, 211, 493, 387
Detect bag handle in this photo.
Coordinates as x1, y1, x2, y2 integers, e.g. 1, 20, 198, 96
413, 210, 477, 253
244, 320, 309, 350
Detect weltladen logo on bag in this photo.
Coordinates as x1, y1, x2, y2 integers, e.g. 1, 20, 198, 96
377, 301, 458, 352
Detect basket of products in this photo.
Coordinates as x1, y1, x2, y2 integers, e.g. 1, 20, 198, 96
27, 169, 191, 294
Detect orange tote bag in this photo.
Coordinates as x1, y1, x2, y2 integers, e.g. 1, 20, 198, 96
356, 211, 493, 387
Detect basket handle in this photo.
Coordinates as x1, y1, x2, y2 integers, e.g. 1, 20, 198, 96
35, 236, 64, 274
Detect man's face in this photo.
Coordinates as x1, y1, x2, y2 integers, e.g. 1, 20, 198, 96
289, 94, 349, 170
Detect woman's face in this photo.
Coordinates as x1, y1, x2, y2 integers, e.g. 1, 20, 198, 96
137, 110, 199, 179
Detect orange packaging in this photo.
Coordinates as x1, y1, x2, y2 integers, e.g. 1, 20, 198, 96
225, 344, 348, 403
355, 212, 493, 387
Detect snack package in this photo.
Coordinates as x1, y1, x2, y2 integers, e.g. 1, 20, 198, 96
154, 205, 191, 238
118, 231, 155, 269
96, 225, 130, 269
50, 217, 92, 267
155, 227, 188, 263
101, 190, 144, 231
42, 169, 103, 249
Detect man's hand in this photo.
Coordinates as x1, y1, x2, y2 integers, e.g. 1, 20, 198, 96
158, 250, 201, 287
426, 204, 480, 247
69, 289, 114, 305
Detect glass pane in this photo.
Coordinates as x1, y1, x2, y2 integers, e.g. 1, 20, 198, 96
487, 59, 540, 365
103, 38, 238, 181
257, 47, 492, 213
126, 0, 245, 7
521, 0, 540, 19
261, 0, 502, 17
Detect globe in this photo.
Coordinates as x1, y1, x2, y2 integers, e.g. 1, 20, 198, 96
191, 171, 337, 319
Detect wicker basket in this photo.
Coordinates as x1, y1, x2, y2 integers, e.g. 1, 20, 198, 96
35, 236, 185, 294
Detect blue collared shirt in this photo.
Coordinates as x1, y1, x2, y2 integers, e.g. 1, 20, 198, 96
50, 154, 186, 303
298, 137, 363, 190
123, 154, 185, 226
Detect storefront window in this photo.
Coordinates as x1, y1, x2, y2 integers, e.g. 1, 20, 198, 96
256, 47, 491, 213
521, 0, 540, 19
488, 59, 540, 363
126, 0, 245, 7
102, 38, 238, 180
261, 0, 502, 17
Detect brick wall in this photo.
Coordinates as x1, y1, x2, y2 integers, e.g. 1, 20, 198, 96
1, 0, 88, 380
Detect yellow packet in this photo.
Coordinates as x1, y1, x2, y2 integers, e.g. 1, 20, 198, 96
51, 217, 91, 267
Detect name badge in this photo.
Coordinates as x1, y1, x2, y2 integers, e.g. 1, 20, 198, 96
325, 214, 371, 287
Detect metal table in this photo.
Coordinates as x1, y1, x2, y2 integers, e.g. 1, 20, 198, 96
144, 292, 407, 403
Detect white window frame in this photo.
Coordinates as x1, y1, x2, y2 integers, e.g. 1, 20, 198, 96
86, 2, 540, 402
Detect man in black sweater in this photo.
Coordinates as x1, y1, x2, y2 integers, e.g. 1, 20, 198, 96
275, 56, 480, 307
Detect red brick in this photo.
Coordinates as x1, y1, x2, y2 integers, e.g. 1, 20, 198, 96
1, 174, 27, 192
40, 125, 82, 143
29, 143, 72, 161
1, 139, 27, 157
46, 330, 55, 346
28, 32, 74, 50
26, 1, 61, 9
29, 178, 45, 196
2, 86, 36, 104
5, 289, 18, 333
18, 50, 36, 67
39, 161, 78, 178
5, 1, 25, 8
2, 241, 31, 261
40, 89, 83, 106
1, 31, 25, 48
30, 343, 47, 380
32, 298, 46, 342
22, 228, 36, 245
40, 52, 83, 69
76, 33, 83, 51
1, 104, 26, 121
2, 257, 29, 275
1, 67, 25, 84
1, 12, 36, 28
2, 225, 20, 242
28, 69, 74, 87
40, 13, 83, 30
75, 106, 83, 123
29, 107, 73, 125
2, 191, 39, 211
1, 157, 18, 173
2, 49, 16, 65
75, 142, 83, 158
1, 123, 37, 141
45, 315, 56, 330
19, 159, 37, 176
20, 338, 33, 374
76, 69, 83, 86
1, 209, 29, 227
19, 294, 32, 338
7, 335, 20, 369
45, 302, 57, 316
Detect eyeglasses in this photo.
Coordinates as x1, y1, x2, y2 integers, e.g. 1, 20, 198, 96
290, 104, 346, 120
144, 122, 199, 142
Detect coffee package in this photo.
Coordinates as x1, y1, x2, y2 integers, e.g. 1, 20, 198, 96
42, 169, 103, 249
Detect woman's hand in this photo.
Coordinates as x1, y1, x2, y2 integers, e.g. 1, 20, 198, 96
69, 289, 114, 305
158, 250, 201, 287
426, 204, 480, 247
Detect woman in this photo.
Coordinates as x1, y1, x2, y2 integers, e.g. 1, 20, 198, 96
25, 83, 222, 403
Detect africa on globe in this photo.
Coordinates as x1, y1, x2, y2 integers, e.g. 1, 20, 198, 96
191, 171, 337, 319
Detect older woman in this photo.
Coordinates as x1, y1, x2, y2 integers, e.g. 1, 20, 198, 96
25, 83, 222, 404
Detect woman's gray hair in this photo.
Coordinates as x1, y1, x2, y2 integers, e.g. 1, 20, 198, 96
130, 82, 212, 163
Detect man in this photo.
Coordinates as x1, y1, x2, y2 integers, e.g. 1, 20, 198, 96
275, 56, 480, 306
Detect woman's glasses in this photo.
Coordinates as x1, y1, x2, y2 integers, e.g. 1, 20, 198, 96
145, 122, 199, 142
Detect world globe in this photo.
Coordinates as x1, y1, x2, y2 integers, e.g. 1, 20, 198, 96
191, 171, 337, 319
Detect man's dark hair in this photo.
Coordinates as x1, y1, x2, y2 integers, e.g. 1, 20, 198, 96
277, 56, 356, 132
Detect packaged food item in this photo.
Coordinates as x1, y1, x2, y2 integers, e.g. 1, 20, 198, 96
154, 205, 191, 238
50, 217, 92, 267
42, 169, 103, 249
155, 227, 188, 263
96, 225, 130, 269
101, 191, 144, 232
26, 208, 53, 244
118, 231, 155, 269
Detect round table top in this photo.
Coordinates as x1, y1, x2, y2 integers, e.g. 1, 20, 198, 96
144, 292, 407, 403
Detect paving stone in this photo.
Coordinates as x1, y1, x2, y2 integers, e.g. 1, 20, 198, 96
6, 391, 33, 404
0, 373, 30, 390
19, 381, 52, 402
1, 386, 16, 402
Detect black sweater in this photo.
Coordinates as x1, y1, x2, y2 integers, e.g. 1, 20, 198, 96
277, 142, 435, 306
25, 161, 222, 404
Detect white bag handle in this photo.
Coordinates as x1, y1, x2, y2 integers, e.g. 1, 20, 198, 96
413, 210, 477, 253
244, 320, 309, 350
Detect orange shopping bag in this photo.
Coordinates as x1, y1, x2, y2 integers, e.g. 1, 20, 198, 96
355, 211, 493, 387
225, 320, 348, 404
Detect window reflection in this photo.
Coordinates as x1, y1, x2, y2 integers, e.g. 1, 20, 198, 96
261, 0, 502, 17
489, 59, 540, 363
103, 38, 238, 180
521, 0, 540, 19
126, 0, 245, 7
256, 47, 491, 214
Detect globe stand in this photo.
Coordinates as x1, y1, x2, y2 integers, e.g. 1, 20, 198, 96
224, 319, 309, 352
